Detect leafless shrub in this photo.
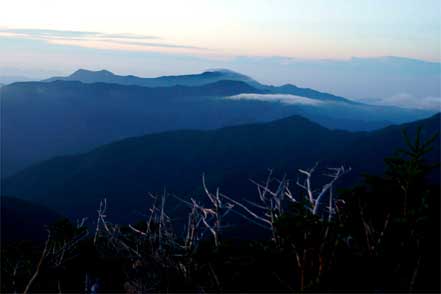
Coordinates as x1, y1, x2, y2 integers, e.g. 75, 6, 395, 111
90, 164, 350, 291
217, 165, 349, 243
296, 164, 350, 220
175, 175, 235, 250
219, 170, 289, 242
215, 164, 350, 289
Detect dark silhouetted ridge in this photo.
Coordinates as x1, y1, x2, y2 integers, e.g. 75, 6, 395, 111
2, 114, 438, 222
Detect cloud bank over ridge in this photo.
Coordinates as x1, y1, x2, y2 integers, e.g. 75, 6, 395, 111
225, 93, 324, 106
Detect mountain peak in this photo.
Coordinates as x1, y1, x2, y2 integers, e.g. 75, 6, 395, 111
70, 68, 91, 75
204, 68, 251, 78
203, 69, 260, 85
70, 69, 115, 78
97, 69, 114, 75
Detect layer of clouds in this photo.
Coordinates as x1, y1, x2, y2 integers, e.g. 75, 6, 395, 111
225, 93, 324, 106
0, 28, 206, 51
359, 93, 440, 111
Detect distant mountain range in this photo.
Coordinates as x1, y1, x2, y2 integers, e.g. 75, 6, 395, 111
45, 68, 352, 103
45, 68, 259, 87
1, 69, 434, 177
2, 113, 439, 223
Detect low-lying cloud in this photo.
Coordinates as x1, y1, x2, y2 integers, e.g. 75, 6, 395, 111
225, 93, 324, 106
359, 93, 440, 111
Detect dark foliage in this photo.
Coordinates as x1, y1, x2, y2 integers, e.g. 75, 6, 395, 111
1, 127, 439, 292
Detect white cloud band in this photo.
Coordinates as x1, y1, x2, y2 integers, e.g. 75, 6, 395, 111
225, 93, 324, 106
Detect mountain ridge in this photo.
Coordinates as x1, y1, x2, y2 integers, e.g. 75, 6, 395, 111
1, 77, 434, 178
45, 68, 259, 87
44, 68, 352, 103
2, 113, 439, 222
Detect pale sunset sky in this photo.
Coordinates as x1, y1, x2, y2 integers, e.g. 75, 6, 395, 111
1, 0, 440, 59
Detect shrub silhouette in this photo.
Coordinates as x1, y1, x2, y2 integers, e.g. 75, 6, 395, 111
1, 127, 439, 292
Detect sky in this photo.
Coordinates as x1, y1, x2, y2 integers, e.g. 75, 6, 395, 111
1, 0, 440, 60
0, 0, 440, 109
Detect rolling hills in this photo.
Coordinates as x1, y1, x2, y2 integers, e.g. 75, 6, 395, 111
1, 70, 433, 177
2, 113, 439, 223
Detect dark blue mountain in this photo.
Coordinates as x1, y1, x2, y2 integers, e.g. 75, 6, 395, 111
1, 78, 433, 177
45, 68, 260, 88
2, 113, 439, 223
45, 69, 354, 103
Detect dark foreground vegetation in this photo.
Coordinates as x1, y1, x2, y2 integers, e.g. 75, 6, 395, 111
1, 129, 440, 293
